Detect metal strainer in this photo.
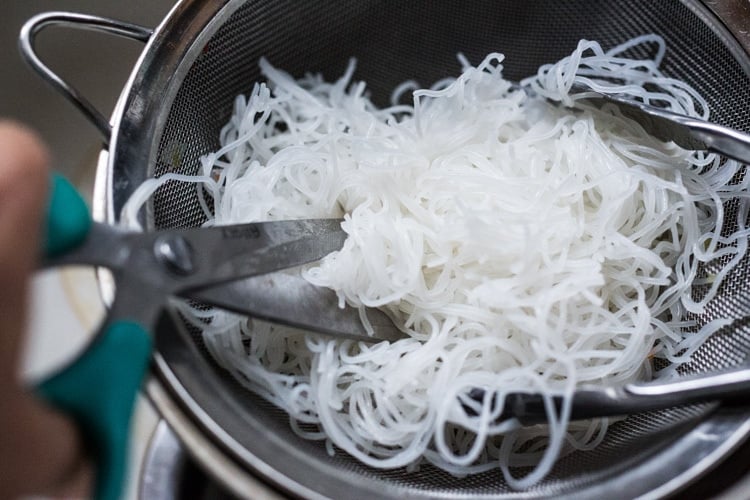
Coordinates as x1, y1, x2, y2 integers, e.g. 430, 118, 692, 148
23, 1, 750, 497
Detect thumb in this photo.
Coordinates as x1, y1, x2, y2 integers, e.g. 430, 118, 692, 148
0, 121, 91, 498
0, 120, 49, 379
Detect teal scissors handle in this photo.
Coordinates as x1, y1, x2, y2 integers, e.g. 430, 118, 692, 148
37, 174, 151, 500
37, 175, 348, 500
36, 174, 351, 500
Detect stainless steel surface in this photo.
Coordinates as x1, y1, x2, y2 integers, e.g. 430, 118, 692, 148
191, 272, 405, 342
19, 12, 152, 143
476, 374, 734, 426
139, 412, 750, 500
473, 363, 750, 426
143, 378, 284, 500
154, 235, 195, 276
140, 420, 245, 500
37, 0, 750, 497
47, 218, 386, 340
571, 86, 750, 164
2, 1, 175, 180
140, 421, 184, 500
485, 388, 716, 427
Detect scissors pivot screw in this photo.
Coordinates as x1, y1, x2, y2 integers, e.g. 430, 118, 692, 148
154, 235, 195, 276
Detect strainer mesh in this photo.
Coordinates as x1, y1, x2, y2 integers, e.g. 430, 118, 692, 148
144, 0, 750, 497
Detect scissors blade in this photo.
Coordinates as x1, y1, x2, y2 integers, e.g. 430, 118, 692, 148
47, 218, 348, 303
172, 218, 347, 291
187, 270, 405, 343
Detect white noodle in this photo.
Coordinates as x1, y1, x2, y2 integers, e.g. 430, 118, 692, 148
121, 35, 750, 487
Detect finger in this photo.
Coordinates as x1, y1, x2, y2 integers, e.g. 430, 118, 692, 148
0, 122, 91, 497
0, 121, 49, 379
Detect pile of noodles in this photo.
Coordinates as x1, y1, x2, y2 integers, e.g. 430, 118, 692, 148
123, 35, 750, 488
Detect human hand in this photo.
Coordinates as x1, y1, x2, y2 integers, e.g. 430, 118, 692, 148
0, 121, 91, 498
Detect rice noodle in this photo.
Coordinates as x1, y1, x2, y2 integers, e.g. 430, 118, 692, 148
122, 35, 750, 488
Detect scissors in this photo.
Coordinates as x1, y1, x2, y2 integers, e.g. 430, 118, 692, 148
36, 174, 400, 500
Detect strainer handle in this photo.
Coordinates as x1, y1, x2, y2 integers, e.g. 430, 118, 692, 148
19, 12, 153, 146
